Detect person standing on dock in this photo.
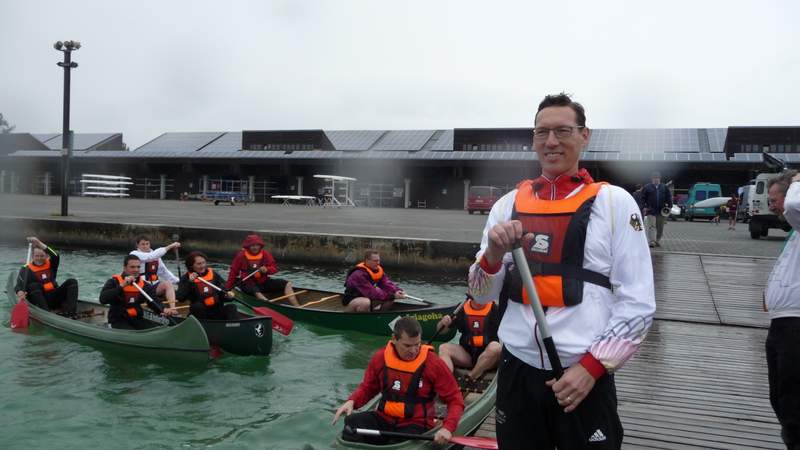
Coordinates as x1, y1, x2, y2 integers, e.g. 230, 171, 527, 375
764, 170, 800, 449
226, 234, 299, 306
130, 235, 179, 316
180, 251, 238, 320
435, 295, 501, 382
467, 93, 656, 449
343, 249, 406, 312
99, 254, 158, 329
332, 316, 464, 446
15, 236, 79, 317
642, 171, 672, 247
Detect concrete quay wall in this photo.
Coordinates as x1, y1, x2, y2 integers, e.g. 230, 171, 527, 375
0, 217, 480, 272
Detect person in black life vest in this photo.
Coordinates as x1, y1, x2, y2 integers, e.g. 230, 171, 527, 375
225, 234, 299, 306
468, 93, 656, 449
14, 236, 78, 317
99, 254, 159, 330
332, 317, 464, 446
342, 249, 406, 312
177, 251, 237, 320
435, 295, 501, 382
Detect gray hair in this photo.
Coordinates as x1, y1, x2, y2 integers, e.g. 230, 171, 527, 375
768, 170, 798, 196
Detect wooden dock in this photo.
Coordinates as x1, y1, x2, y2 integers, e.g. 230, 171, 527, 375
470, 253, 783, 449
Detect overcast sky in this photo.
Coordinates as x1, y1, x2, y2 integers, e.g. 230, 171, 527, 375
1, 0, 798, 149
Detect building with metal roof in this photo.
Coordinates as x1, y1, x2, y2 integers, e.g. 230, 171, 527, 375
2, 127, 798, 208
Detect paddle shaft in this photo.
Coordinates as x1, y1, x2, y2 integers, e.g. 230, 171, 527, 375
402, 294, 428, 304
172, 235, 182, 278
511, 245, 564, 377
10, 244, 34, 329
241, 269, 259, 283
426, 300, 466, 345
352, 428, 497, 449
132, 279, 178, 325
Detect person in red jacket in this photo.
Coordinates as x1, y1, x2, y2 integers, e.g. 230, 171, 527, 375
225, 234, 299, 306
332, 316, 464, 446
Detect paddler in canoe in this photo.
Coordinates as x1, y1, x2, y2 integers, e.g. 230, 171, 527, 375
331, 316, 464, 446
435, 295, 502, 384
342, 249, 406, 312
129, 235, 180, 316
225, 233, 299, 306
99, 254, 161, 329
14, 236, 79, 318
178, 251, 238, 320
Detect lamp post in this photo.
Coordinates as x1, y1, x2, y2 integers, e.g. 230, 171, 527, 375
54, 40, 80, 216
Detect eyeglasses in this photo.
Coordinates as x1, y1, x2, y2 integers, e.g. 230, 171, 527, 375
533, 126, 585, 141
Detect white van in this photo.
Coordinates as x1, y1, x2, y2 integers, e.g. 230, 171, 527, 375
748, 173, 792, 239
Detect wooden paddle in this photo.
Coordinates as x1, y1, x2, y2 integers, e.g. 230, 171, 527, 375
132, 279, 179, 325
349, 427, 498, 449
196, 276, 294, 336
10, 243, 33, 330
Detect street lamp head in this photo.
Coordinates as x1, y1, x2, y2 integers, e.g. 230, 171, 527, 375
54, 41, 64, 50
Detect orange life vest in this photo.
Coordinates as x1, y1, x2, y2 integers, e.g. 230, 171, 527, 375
378, 342, 435, 419
509, 181, 612, 307
355, 262, 384, 283
192, 269, 218, 307
113, 274, 145, 318
462, 301, 493, 350
244, 250, 265, 281
27, 259, 56, 293
144, 260, 160, 282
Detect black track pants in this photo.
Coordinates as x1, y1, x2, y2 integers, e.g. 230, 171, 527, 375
495, 347, 623, 450
766, 317, 800, 449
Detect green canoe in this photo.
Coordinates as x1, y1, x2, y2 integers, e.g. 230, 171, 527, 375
167, 307, 273, 356
6, 272, 210, 354
334, 368, 497, 449
234, 287, 457, 342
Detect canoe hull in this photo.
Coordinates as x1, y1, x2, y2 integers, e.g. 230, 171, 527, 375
234, 287, 457, 341
173, 313, 273, 356
6, 272, 210, 353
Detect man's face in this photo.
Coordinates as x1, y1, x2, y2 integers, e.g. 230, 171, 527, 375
768, 183, 786, 215
248, 244, 262, 254
124, 260, 141, 277
191, 256, 208, 274
32, 248, 48, 266
137, 240, 151, 252
365, 254, 381, 271
534, 106, 589, 179
392, 332, 422, 361
652, 176, 661, 185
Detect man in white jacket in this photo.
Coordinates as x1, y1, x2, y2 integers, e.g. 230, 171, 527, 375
467, 93, 656, 449
765, 169, 800, 449
130, 235, 180, 316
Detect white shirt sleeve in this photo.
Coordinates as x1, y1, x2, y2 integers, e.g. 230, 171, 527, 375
130, 247, 178, 284
588, 186, 656, 371
467, 190, 516, 305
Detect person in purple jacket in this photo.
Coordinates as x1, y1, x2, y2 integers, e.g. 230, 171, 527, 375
343, 249, 406, 312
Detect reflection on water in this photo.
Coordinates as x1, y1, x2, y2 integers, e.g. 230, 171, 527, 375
0, 245, 465, 449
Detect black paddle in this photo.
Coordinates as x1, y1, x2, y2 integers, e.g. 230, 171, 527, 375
426, 299, 467, 345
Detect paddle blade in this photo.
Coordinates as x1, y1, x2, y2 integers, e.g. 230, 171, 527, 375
450, 436, 498, 449
10, 299, 30, 330
251, 306, 294, 336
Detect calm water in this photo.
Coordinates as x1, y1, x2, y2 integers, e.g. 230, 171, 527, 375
0, 245, 465, 450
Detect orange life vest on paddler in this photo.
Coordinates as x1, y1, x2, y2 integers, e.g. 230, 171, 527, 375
378, 342, 435, 420
244, 250, 265, 281
144, 260, 160, 282
27, 259, 56, 293
509, 181, 612, 307
112, 274, 145, 318
355, 262, 384, 283
192, 269, 218, 307
462, 301, 493, 350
